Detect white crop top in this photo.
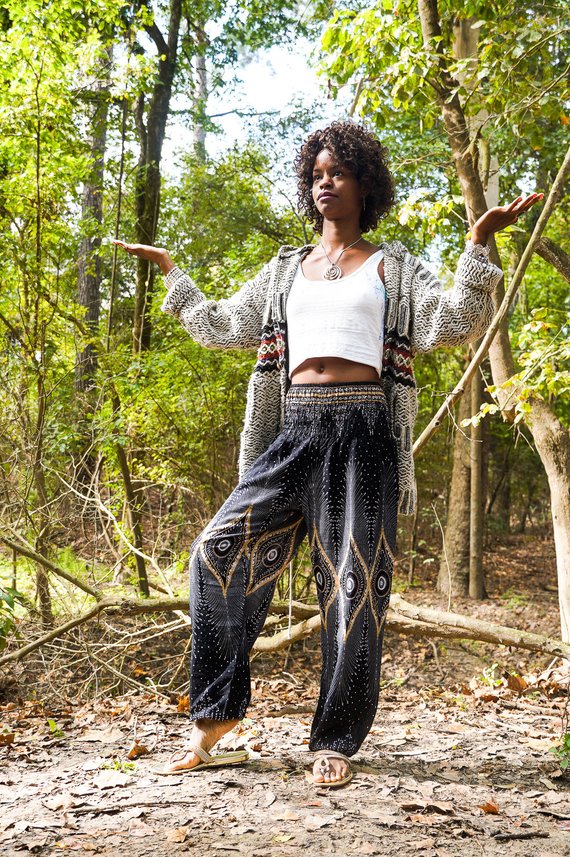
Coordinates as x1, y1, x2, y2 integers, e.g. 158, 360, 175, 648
286, 249, 385, 379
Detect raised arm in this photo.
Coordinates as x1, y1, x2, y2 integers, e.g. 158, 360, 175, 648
409, 192, 544, 353
409, 241, 502, 353
112, 242, 274, 350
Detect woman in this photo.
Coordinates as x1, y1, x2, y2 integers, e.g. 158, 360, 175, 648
114, 121, 542, 787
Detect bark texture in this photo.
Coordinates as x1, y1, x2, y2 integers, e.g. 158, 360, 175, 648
133, 0, 182, 353
437, 384, 471, 597
527, 397, 570, 639
469, 368, 485, 599
75, 48, 110, 392
535, 236, 570, 283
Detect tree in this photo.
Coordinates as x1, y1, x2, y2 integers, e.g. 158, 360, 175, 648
129, 0, 314, 353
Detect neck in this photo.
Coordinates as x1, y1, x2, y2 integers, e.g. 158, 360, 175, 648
320, 221, 362, 253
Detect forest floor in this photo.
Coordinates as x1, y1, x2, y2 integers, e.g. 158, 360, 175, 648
1, 532, 570, 857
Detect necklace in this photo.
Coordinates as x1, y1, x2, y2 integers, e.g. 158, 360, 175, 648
319, 237, 362, 280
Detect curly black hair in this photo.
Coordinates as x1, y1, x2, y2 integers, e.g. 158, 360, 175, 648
294, 121, 396, 234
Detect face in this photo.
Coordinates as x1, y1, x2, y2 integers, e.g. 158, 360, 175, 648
311, 148, 364, 226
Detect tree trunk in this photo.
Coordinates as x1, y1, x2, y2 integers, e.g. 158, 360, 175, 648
111, 391, 149, 597
437, 379, 471, 596
469, 367, 485, 598
74, 48, 111, 501
527, 397, 570, 638
418, 0, 516, 394
33, 329, 53, 628
441, 16, 495, 595
489, 444, 513, 532
133, 0, 182, 354
192, 20, 208, 160
75, 47, 110, 392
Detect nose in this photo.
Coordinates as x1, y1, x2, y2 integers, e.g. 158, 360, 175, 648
319, 173, 332, 188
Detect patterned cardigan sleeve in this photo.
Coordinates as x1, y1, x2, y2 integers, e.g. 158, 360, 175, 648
160, 258, 275, 349
409, 241, 504, 353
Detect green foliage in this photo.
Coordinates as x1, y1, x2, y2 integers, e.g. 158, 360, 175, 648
478, 662, 503, 688
46, 718, 65, 738
102, 757, 137, 772
499, 586, 529, 609
0, 0, 564, 637
0, 586, 21, 652
462, 308, 569, 430
550, 733, 570, 772
321, 0, 569, 138
159, 145, 305, 278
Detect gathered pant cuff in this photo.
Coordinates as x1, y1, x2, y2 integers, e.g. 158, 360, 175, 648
189, 706, 248, 723
309, 738, 358, 758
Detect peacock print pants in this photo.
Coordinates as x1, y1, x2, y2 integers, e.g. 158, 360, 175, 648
187, 381, 399, 757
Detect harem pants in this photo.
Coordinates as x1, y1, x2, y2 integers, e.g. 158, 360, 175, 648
187, 381, 399, 757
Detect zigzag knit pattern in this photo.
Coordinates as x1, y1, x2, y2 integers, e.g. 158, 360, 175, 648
381, 331, 415, 388
162, 240, 503, 515
254, 323, 286, 373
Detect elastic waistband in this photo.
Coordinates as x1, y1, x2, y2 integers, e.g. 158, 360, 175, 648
286, 381, 386, 405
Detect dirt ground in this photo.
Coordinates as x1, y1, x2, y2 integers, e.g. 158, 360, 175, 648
1, 533, 569, 856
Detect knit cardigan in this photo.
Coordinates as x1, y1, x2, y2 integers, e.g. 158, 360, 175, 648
161, 239, 504, 515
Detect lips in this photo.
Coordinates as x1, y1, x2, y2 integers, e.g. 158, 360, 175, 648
318, 192, 337, 201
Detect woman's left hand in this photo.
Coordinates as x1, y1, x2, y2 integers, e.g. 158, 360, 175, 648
472, 193, 544, 243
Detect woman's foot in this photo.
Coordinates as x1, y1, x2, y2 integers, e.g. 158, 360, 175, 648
312, 751, 351, 786
164, 718, 239, 773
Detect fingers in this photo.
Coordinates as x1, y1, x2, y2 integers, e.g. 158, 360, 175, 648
111, 239, 140, 255
506, 193, 544, 221
510, 192, 544, 211
111, 239, 131, 251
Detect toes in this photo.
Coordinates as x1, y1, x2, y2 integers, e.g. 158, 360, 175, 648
313, 762, 325, 782
313, 758, 349, 783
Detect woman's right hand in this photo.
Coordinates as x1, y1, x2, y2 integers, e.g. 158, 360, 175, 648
112, 240, 175, 275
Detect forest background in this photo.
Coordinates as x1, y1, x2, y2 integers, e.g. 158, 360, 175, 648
0, 0, 569, 698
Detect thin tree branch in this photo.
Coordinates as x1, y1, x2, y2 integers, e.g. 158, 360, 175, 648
535, 236, 570, 284
145, 22, 169, 56
1, 534, 100, 599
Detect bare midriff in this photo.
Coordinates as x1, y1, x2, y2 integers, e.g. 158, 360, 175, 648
290, 357, 380, 384
290, 255, 384, 385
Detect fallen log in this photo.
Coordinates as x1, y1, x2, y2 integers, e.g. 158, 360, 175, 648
1, 593, 569, 667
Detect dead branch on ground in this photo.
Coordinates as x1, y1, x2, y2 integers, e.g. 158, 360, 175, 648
2, 593, 569, 668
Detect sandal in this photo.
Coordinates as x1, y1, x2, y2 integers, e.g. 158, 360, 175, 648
311, 750, 353, 788
155, 743, 250, 776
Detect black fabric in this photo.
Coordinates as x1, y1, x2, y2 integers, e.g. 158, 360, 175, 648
187, 381, 399, 756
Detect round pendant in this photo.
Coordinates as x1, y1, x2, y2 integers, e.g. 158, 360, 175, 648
323, 264, 342, 280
